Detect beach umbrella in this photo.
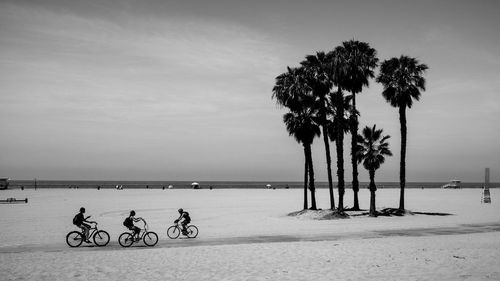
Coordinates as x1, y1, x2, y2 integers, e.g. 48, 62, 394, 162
168, 185, 173, 189
191, 182, 199, 186
266, 184, 272, 188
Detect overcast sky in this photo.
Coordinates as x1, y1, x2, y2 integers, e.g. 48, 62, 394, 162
1, 0, 499, 182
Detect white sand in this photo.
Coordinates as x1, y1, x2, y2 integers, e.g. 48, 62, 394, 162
0, 188, 499, 280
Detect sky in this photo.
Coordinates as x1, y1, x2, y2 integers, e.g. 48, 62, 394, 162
1, 0, 499, 182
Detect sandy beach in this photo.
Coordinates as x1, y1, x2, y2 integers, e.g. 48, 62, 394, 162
0, 188, 499, 280
2, 0, 500, 280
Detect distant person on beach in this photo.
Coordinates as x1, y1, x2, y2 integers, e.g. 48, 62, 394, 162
175, 208, 191, 235
123, 210, 141, 241
73, 207, 92, 243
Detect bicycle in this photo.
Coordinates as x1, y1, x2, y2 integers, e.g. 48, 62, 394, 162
167, 220, 199, 239
66, 221, 110, 247
118, 218, 158, 247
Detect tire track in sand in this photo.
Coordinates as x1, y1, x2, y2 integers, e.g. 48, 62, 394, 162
1, 222, 500, 254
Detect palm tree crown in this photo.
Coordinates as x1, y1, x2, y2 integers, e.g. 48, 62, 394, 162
283, 108, 320, 146
376, 56, 428, 108
300, 51, 332, 94
327, 93, 352, 141
272, 67, 311, 112
357, 125, 392, 171
341, 40, 378, 94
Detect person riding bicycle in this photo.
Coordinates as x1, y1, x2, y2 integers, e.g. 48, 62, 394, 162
175, 208, 191, 235
123, 210, 142, 241
73, 207, 92, 243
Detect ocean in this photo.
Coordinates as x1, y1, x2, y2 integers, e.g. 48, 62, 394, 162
6, 180, 496, 189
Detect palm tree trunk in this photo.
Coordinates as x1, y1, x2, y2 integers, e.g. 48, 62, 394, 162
303, 145, 309, 210
399, 106, 407, 211
305, 143, 317, 210
369, 168, 377, 217
322, 124, 335, 210
350, 93, 360, 210
335, 88, 345, 211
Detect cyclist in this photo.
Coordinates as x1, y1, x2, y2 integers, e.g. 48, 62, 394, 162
73, 207, 92, 243
175, 208, 191, 235
123, 210, 142, 241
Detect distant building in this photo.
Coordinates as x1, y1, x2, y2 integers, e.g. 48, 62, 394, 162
0, 178, 10, 190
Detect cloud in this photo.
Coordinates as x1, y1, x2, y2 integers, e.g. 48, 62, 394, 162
0, 2, 285, 121
0, 1, 293, 180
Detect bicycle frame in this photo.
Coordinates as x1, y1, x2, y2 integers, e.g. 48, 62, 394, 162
79, 222, 99, 238
128, 218, 149, 239
174, 221, 188, 230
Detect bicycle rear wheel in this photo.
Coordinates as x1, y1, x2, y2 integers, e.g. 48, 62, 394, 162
118, 232, 134, 247
186, 225, 199, 238
66, 231, 83, 247
144, 231, 158, 246
167, 226, 180, 239
93, 230, 110, 247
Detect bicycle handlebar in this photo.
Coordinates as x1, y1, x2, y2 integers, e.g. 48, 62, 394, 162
137, 218, 148, 230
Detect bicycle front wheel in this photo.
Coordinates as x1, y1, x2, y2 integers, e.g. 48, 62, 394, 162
66, 231, 83, 247
118, 232, 134, 247
144, 231, 158, 246
186, 225, 199, 238
93, 230, 110, 247
167, 226, 180, 239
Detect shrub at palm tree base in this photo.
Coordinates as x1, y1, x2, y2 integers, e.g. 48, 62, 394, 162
287, 209, 349, 220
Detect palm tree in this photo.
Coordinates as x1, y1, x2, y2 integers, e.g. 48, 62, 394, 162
301, 52, 336, 210
376, 56, 428, 210
357, 125, 392, 216
272, 67, 319, 210
341, 40, 378, 211
283, 108, 321, 210
327, 46, 349, 211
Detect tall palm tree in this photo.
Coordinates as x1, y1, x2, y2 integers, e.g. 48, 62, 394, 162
273, 66, 318, 210
376, 56, 428, 210
283, 108, 321, 210
341, 40, 378, 211
328, 46, 349, 211
357, 125, 392, 216
301, 52, 336, 210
